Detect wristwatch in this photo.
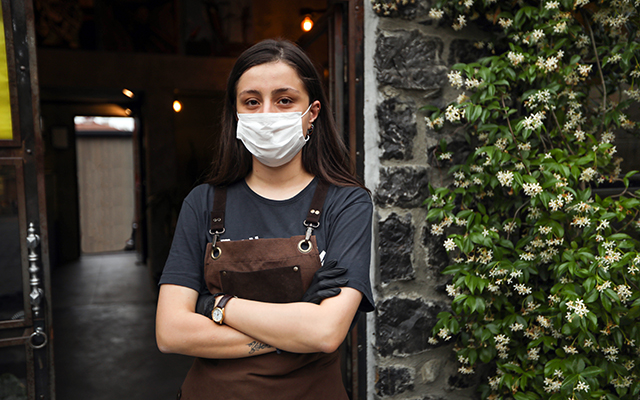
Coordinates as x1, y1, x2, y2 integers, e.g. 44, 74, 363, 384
212, 294, 236, 325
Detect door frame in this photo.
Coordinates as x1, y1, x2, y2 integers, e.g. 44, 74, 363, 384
298, 1, 366, 398
0, 0, 54, 398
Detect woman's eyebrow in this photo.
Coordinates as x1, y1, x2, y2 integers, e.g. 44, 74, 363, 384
271, 87, 301, 96
237, 89, 261, 97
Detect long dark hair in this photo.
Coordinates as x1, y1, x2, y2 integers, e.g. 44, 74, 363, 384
206, 39, 365, 190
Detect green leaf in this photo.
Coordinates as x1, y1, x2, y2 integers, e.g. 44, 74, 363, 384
581, 366, 604, 377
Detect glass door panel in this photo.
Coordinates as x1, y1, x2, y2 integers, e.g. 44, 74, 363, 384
0, 162, 25, 324
0, 341, 29, 400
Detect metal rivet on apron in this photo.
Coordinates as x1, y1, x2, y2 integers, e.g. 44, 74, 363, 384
222, 271, 227, 275
211, 246, 222, 260
293, 266, 299, 272
297, 239, 312, 254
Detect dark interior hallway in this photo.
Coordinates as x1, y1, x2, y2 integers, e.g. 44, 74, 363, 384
51, 252, 193, 399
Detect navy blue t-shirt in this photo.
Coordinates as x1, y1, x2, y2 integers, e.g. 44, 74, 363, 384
159, 178, 374, 312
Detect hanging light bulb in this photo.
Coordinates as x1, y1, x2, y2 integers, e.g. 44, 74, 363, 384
173, 100, 182, 113
301, 15, 313, 32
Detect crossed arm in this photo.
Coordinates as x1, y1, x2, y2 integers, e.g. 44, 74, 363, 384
155, 284, 362, 359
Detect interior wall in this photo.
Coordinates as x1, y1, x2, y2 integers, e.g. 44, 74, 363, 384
76, 135, 135, 253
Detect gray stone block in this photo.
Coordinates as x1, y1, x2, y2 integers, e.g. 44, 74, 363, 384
379, 213, 415, 283
448, 39, 490, 66
422, 225, 450, 274
375, 166, 430, 208
376, 297, 446, 356
427, 138, 471, 169
376, 366, 415, 396
375, 30, 448, 90
377, 98, 416, 160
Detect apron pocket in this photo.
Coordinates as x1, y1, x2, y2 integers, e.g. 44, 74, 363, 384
220, 265, 304, 303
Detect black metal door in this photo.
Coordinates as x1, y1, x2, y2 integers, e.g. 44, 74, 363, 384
0, 0, 54, 399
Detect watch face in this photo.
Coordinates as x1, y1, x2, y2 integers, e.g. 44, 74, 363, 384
212, 308, 223, 323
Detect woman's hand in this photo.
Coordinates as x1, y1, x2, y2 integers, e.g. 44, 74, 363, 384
222, 287, 362, 354
156, 284, 276, 359
301, 260, 349, 304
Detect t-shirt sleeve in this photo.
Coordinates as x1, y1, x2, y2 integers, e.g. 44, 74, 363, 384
323, 187, 375, 312
158, 187, 208, 293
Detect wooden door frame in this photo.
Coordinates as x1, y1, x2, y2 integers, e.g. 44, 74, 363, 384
0, 0, 54, 398
298, 1, 367, 398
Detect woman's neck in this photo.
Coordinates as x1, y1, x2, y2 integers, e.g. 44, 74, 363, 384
245, 155, 315, 200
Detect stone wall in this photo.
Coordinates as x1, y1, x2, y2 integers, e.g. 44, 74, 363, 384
364, 2, 488, 399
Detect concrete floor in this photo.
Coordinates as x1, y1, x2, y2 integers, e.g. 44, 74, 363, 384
51, 252, 193, 399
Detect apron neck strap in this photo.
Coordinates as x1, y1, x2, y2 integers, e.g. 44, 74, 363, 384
304, 179, 330, 228
210, 186, 227, 235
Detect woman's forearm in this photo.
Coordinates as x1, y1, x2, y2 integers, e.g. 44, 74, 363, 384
222, 288, 362, 354
156, 284, 276, 359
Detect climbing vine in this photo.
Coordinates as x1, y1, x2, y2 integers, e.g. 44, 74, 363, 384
423, 0, 640, 399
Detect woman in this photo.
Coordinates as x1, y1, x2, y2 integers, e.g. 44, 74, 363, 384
156, 38, 374, 399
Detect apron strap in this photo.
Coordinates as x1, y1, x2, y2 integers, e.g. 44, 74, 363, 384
304, 180, 330, 228
210, 186, 227, 235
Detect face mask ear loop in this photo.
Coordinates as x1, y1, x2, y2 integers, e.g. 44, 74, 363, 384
301, 103, 313, 118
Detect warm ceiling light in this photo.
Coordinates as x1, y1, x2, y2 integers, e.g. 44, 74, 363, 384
122, 88, 134, 98
173, 100, 182, 113
301, 15, 313, 32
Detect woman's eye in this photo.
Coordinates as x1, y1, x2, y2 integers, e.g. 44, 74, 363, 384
278, 98, 293, 105
245, 99, 259, 106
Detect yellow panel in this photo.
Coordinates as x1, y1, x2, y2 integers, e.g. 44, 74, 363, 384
0, 6, 13, 140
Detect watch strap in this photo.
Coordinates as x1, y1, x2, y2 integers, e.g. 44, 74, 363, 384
217, 294, 235, 310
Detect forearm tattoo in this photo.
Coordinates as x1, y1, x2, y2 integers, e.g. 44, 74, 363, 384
247, 341, 273, 354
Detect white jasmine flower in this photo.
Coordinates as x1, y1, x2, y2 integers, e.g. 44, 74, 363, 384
444, 238, 457, 251
545, 0, 559, 8
497, 170, 514, 187
445, 105, 462, 122
527, 347, 540, 360
428, 8, 444, 20
498, 18, 513, 29
522, 111, 546, 130
448, 70, 464, 89
608, 54, 622, 64
576, 34, 590, 48
520, 252, 535, 261
578, 64, 592, 77
465, 77, 482, 89
553, 21, 567, 33
514, 284, 532, 295
523, 182, 543, 197
580, 167, 597, 182
453, 15, 467, 31
571, 216, 591, 228
507, 51, 525, 66
575, 381, 589, 392
531, 29, 545, 43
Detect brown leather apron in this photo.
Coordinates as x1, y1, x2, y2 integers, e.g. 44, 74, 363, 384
179, 181, 348, 400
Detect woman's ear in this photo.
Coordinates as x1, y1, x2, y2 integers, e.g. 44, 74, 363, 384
308, 100, 321, 124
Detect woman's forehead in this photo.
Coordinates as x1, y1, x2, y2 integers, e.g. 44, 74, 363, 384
236, 61, 306, 95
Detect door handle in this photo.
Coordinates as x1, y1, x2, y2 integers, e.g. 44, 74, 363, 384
26, 223, 44, 318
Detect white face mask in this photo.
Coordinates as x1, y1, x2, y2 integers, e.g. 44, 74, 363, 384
236, 104, 312, 167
